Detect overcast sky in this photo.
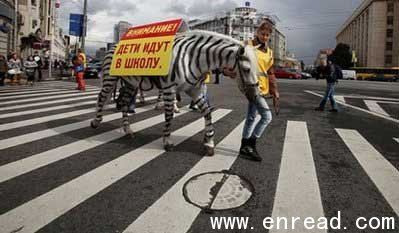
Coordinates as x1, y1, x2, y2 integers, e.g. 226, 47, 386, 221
59, 0, 362, 64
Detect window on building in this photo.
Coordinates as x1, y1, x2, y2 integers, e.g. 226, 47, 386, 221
387, 16, 394, 25
387, 2, 394, 12
31, 0, 37, 6
387, 29, 394, 37
32, 19, 38, 29
20, 0, 27, 5
385, 55, 392, 64
386, 41, 393, 51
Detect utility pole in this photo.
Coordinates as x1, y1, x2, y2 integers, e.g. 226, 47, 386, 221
81, 0, 87, 50
14, 0, 18, 52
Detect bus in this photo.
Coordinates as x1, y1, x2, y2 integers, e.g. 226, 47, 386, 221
352, 67, 399, 81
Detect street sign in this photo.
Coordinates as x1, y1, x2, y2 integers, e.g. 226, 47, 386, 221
69, 14, 83, 37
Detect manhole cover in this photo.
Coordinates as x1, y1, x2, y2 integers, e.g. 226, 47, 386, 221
182, 171, 254, 211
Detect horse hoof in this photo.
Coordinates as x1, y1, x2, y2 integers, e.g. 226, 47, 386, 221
204, 146, 215, 156
164, 144, 174, 151
90, 120, 100, 129
123, 127, 134, 136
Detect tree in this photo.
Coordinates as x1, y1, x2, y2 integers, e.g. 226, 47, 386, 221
328, 43, 352, 69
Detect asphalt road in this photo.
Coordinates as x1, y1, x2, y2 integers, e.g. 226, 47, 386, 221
0, 78, 398, 233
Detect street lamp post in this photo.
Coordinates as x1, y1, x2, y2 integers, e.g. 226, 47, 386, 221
14, 0, 18, 52
81, 0, 87, 50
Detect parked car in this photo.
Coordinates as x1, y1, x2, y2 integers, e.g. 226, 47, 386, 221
342, 70, 356, 80
274, 69, 301, 79
301, 72, 312, 79
84, 62, 102, 79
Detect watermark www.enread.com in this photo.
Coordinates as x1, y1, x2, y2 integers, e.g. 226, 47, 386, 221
210, 212, 397, 231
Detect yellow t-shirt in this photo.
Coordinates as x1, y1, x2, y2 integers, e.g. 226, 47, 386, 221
247, 40, 274, 95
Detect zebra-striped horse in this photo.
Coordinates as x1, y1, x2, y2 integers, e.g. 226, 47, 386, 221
90, 30, 259, 156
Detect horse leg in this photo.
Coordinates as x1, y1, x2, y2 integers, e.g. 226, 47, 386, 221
90, 77, 118, 128
186, 86, 215, 156
162, 89, 176, 151
155, 89, 164, 110
120, 84, 137, 136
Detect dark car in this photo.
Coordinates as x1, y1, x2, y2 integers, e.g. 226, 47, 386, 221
274, 69, 301, 79
84, 62, 102, 79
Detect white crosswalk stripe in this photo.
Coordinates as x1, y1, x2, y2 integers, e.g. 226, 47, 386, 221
0, 109, 231, 233
336, 129, 399, 216
0, 83, 398, 233
270, 121, 326, 233
0, 90, 99, 106
0, 94, 98, 111
0, 88, 98, 101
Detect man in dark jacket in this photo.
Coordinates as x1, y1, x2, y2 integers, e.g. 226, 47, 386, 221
315, 59, 338, 112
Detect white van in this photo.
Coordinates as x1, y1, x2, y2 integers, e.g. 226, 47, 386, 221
342, 70, 356, 80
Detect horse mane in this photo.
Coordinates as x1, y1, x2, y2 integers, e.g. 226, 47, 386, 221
177, 30, 244, 46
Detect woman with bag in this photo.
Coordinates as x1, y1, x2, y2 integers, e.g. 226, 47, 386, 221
223, 19, 279, 162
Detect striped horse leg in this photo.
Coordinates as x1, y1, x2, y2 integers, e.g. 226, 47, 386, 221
186, 86, 215, 156
90, 77, 119, 128
162, 89, 176, 151
155, 89, 164, 110
120, 84, 137, 135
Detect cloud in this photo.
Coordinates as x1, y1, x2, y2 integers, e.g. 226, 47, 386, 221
59, 0, 363, 63
164, 0, 237, 17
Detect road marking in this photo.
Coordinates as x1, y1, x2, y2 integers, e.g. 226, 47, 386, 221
0, 88, 98, 101
335, 96, 345, 103
335, 95, 399, 102
305, 90, 399, 124
336, 129, 399, 216
0, 90, 99, 106
0, 107, 191, 183
364, 100, 390, 117
0, 94, 98, 111
0, 96, 157, 120
0, 88, 71, 96
270, 121, 326, 233
0, 100, 156, 150
0, 108, 97, 131
123, 118, 243, 233
0, 109, 231, 233
0, 101, 96, 119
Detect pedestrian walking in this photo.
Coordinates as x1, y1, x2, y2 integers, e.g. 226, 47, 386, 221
24, 55, 38, 85
223, 19, 278, 162
0, 54, 7, 86
7, 52, 23, 85
314, 59, 339, 112
72, 55, 86, 91
33, 51, 43, 81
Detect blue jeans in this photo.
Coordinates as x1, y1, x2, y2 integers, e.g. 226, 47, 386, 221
242, 95, 272, 139
319, 82, 337, 110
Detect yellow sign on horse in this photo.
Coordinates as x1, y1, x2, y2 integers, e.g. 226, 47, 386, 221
110, 19, 183, 76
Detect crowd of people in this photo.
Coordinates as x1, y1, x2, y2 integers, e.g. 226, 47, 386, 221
0, 51, 68, 86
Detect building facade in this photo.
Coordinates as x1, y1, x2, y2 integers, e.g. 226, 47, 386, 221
337, 0, 399, 67
0, 0, 15, 55
114, 21, 131, 43
188, 3, 286, 67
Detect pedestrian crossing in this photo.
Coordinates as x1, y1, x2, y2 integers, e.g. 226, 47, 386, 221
305, 90, 399, 123
0, 82, 398, 233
